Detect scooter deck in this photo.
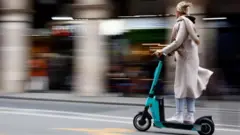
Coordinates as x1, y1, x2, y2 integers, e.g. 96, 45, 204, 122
154, 121, 195, 130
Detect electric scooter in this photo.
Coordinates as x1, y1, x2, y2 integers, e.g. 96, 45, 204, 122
133, 55, 215, 135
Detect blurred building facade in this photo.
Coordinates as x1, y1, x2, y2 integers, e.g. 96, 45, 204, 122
1, 0, 240, 97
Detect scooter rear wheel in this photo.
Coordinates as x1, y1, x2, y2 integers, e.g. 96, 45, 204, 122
196, 118, 215, 135
133, 113, 152, 132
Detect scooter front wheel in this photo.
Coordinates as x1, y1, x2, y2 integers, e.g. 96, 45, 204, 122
133, 113, 152, 132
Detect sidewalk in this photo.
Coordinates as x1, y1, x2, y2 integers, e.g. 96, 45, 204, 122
0, 92, 240, 111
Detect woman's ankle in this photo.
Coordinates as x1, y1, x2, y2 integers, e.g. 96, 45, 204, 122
187, 112, 194, 116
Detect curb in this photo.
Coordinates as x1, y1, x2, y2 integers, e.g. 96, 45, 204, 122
0, 96, 240, 113
0, 96, 175, 108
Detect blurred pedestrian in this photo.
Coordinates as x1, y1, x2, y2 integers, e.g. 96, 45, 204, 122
153, 1, 213, 124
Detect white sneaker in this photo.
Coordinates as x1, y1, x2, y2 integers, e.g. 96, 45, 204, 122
166, 112, 184, 123
184, 113, 195, 124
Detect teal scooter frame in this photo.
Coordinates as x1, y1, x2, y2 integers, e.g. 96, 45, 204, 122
133, 55, 215, 135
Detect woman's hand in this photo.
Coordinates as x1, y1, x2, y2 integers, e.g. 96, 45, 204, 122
195, 39, 200, 45
152, 50, 163, 57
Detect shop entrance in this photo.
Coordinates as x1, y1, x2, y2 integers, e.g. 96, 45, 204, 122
48, 25, 74, 91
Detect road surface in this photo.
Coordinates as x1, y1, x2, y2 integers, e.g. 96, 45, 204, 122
0, 98, 239, 135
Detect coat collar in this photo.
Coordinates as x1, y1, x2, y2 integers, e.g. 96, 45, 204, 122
175, 15, 200, 45
176, 15, 187, 22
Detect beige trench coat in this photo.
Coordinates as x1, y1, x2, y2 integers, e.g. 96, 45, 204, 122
162, 16, 213, 99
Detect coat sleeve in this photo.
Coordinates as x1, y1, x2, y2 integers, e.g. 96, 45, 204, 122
162, 21, 187, 55
183, 17, 199, 45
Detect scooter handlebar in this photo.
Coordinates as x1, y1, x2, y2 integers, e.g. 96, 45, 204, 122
158, 54, 166, 61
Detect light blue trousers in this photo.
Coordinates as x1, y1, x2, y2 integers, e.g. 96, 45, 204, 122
175, 98, 196, 113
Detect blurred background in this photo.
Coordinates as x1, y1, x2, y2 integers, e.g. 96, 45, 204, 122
0, 0, 240, 99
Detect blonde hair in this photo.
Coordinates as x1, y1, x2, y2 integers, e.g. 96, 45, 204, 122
176, 1, 192, 15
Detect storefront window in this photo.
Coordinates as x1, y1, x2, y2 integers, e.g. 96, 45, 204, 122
107, 18, 169, 95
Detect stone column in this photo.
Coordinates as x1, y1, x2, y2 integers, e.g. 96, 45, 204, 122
73, 0, 110, 96
0, 0, 32, 92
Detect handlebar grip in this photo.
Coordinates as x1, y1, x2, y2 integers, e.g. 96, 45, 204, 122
158, 54, 165, 61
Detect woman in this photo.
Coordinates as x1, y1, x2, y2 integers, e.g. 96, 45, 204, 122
154, 1, 213, 124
